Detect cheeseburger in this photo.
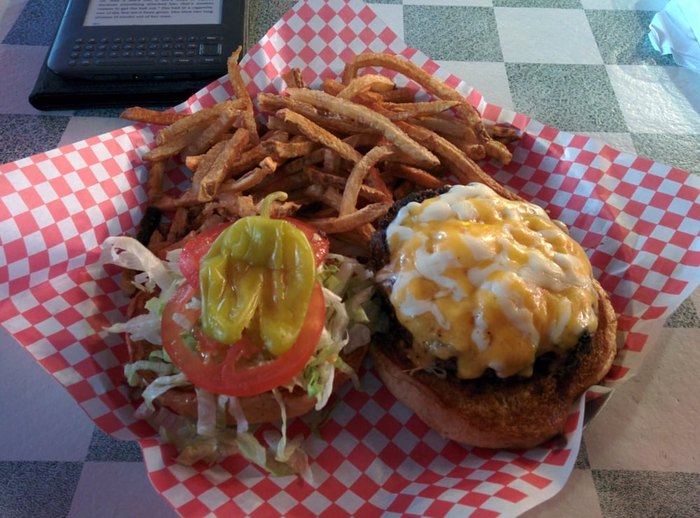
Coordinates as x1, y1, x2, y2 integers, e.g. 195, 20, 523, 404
370, 183, 617, 449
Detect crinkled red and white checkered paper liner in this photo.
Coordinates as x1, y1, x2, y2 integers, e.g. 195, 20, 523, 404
138, 372, 587, 518
0, 0, 698, 515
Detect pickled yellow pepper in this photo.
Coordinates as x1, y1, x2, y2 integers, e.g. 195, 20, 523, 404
199, 193, 317, 356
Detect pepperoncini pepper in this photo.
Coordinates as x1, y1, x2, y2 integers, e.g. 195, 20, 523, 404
199, 192, 317, 356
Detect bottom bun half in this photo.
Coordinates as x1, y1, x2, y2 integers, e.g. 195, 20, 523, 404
370, 280, 617, 450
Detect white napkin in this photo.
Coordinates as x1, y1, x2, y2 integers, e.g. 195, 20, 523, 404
648, 0, 700, 73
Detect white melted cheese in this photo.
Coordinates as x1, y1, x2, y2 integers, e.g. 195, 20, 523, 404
377, 183, 599, 379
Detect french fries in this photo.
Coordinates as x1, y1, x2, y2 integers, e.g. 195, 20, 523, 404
285, 88, 441, 168
196, 128, 251, 201
123, 50, 519, 254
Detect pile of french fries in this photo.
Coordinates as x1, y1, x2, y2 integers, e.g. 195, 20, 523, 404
121, 48, 519, 253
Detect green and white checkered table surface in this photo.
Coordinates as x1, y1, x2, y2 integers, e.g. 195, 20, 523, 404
1, 0, 698, 516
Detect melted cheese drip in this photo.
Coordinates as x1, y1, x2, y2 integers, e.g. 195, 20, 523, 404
377, 183, 599, 379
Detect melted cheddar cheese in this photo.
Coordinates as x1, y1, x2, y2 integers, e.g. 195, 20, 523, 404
377, 183, 599, 379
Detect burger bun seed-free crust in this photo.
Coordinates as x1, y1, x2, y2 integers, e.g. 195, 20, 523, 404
369, 186, 618, 449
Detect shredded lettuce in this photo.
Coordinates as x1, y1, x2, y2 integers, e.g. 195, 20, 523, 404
262, 431, 313, 483
302, 254, 375, 410
105, 284, 184, 345
225, 395, 249, 433
102, 235, 179, 293
124, 360, 176, 387
195, 388, 218, 438
105, 311, 164, 346
151, 389, 312, 479
140, 373, 191, 413
148, 348, 172, 363
271, 389, 289, 462
231, 391, 311, 481
235, 431, 269, 468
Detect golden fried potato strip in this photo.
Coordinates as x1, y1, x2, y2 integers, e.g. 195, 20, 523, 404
338, 74, 395, 99
221, 156, 278, 193
155, 100, 242, 145
255, 170, 310, 197
197, 128, 252, 201
342, 52, 480, 125
382, 100, 461, 121
258, 93, 375, 136
276, 108, 363, 163
322, 78, 344, 96
366, 166, 393, 199
189, 140, 230, 192
443, 134, 487, 161
322, 149, 343, 174
145, 160, 166, 202
260, 129, 290, 143
412, 115, 479, 141
227, 46, 259, 145
396, 121, 520, 201
261, 140, 318, 160
307, 202, 392, 234
380, 87, 416, 103
385, 162, 446, 190
304, 184, 344, 210
144, 119, 213, 161
340, 145, 395, 216
282, 68, 308, 89
185, 140, 226, 172
182, 100, 240, 156
152, 192, 199, 211
166, 207, 190, 242
303, 185, 377, 246
225, 145, 269, 178
484, 140, 513, 165
304, 166, 388, 204
120, 107, 187, 125
486, 123, 520, 144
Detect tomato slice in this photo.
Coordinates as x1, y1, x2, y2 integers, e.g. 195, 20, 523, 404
179, 223, 230, 289
161, 281, 325, 397
179, 218, 329, 289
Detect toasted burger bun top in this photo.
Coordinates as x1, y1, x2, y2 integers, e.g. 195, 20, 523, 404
370, 184, 618, 449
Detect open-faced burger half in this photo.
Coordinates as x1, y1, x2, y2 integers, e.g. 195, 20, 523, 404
369, 183, 618, 449
105, 193, 376, 471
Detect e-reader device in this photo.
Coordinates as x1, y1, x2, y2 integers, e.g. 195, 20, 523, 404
47, 0, 247, 81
